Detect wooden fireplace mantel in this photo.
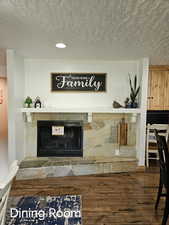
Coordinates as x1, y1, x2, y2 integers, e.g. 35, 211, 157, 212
21, 107, 141, 123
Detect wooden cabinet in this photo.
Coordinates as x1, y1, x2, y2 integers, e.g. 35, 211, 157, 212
164, 71, 169, 110
148, 66, 169, 110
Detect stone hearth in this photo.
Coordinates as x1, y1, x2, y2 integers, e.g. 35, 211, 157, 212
17, 156, 137, 180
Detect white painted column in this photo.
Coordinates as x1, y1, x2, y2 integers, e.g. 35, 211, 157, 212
0, 139, 9, 181
6, 50, 16, 165
7, 49, 25, 165
136, 58, 149, 166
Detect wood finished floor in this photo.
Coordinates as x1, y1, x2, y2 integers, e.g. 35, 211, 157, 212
11, 170, 167, 225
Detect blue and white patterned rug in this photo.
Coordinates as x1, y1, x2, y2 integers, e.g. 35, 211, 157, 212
5, 195, 82, 225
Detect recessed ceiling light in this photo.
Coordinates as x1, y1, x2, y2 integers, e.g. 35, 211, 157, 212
55, 43, 66, 48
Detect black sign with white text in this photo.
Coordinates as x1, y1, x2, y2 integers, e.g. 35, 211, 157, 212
51, 73, 106, 92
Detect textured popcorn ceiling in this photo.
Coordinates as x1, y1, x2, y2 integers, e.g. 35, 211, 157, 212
0, 0, 169, 64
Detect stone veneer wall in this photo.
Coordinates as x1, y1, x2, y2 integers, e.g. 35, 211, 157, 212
25, 113, 136, 159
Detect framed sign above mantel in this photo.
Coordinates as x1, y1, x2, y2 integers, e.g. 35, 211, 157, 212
51, 73, 106, 92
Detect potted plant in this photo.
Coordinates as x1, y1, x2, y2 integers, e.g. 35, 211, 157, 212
24, 96, 33, 108
129, 74, 140, 108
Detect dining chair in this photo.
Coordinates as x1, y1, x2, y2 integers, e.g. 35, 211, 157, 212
146, 124, 169, 167
0, 161, 18, 225
154, 130, 169, 225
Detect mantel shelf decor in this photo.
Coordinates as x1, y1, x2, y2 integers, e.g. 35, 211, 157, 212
21, 107, 141, 123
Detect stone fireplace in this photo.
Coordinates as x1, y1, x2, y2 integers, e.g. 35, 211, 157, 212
37, 120, 83, 157
25, 112, 136, 159
17, 112, 138, 180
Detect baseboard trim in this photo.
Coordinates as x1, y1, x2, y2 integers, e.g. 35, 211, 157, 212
136, 166, 146, 172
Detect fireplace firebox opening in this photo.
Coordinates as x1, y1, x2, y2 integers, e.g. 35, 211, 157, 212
37, 120, 83, 157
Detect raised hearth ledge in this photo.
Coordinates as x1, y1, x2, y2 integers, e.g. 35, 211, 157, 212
21, 107, 141, 122
17, 156, 137, 180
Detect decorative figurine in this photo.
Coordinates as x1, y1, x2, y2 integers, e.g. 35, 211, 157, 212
112, 101, 123, 108
34, 96, 42, 108
24, 96, 33, 108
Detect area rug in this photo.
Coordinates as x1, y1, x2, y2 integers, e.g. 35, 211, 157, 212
5, 195, 82, 225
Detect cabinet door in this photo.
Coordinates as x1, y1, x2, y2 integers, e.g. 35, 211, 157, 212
164, 71, 169, 110
148, 70, 165, 110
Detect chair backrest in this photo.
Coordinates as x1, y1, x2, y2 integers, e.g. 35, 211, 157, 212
147, 124, 169, 144
155, 130, 169, 187
0, 161, 18, 225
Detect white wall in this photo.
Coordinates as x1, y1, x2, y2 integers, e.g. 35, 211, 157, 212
24, 58, 149, 166
6, 56, 148, 167
25, 60, 140, 108
7, 49, 25, 164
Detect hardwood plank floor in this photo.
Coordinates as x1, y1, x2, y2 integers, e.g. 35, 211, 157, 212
10, 171, 167, 225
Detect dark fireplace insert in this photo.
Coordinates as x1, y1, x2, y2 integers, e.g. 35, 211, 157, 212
37, 120, 83, 157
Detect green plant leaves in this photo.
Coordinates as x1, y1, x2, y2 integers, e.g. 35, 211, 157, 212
128, 74, 140, 103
